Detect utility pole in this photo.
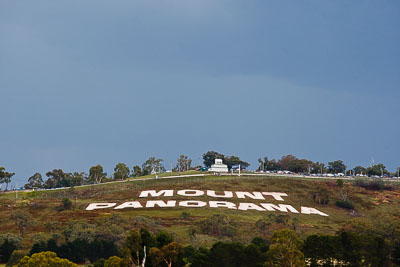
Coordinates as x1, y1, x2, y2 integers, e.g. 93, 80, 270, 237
239, 164, 241, 177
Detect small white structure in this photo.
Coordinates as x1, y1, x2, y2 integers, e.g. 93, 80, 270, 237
208, 159, 228, 173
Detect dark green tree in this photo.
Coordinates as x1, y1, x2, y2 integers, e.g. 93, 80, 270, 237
88, 164, 107, 184
132, 165, 142, 177
0, 234, 22, 263
45, 169, 71, 188
311, 162, 327, 174
265, 158, 280, 171
24, 173, 44, 189
113, 163, 130, 180
251, 237, 269, 253
209, 242, 246, 267
156, 231, 174, 248
182, 246, 211, 267
202, 151, 225, 168
224, 156, 250, 170
352, 166, 366, 175
278, 155, 312, 173
328, 160, 346, 174
303, 234, 338, 266
70, 172, 85, 186
366, 163, 389, 177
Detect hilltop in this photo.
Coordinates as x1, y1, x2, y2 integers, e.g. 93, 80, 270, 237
1, 173, 400, 250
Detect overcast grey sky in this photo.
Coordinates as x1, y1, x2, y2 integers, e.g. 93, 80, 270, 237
1, 1, 399, 185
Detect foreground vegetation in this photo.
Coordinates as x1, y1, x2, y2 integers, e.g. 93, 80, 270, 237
1, 174, 400, 266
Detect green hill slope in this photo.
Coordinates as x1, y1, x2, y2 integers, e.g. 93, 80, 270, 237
1, 174, 400, 249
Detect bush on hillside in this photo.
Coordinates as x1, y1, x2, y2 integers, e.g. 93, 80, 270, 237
354, 179, 393, 191
198, 214, 237, 238
6, 250, 25, 267
56, 198, 73, 212
311, 188, 330, 205
335, 200, 354, 210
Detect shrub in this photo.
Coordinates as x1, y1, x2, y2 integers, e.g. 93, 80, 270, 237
311, 188, 330, 205
354, 179, 392, 191
220, 226, 237, 238
104, 256, 122, 267
180, 211, 190, 219
275, 215, 290, 225
335, 200, 354, 210
56, 198, 73, 212
6, 250, 25, 267
62, 198, 73, 210
198, 215, 237, 238
14, 252, 78, 267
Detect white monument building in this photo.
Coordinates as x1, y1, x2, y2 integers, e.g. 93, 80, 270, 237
208, 159, 229, 173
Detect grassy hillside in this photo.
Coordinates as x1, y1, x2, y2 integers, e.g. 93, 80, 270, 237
1, 174, 400, 250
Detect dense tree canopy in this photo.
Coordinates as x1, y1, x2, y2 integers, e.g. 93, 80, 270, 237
328, 160, 346, 174
0, 234, 21, 263
113, 163, 130, 181
278, 155, 311, 173
132, 165, 142, 177
15, 251, 78, 267
202, 151, 225, 168
224, 156, 250, 170
24, 173, 44, 189
88, 164, 107, 184
265, 229, 305, 267
352, 165, 367, 175
366, 163, 389, 177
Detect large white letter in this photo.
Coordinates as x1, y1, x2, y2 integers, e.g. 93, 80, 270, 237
235, 192, 265, 200
86, 203, 116, 211
301, 207, 329, 217
238, 203, 265, 211
114, 201, 143, 210
146, 200, 176, 208
209, 201, 236, 209
177, 190, 204, 197
260, 203, 299, 213
207, 190, 233, 198
262, 192, 288, 201
139, 190, 174, 198
179, 201, 207, 207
